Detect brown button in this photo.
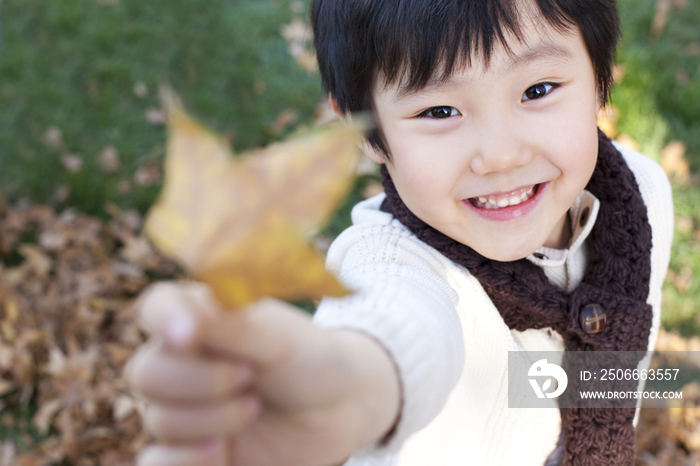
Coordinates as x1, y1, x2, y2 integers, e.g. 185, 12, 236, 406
579, 206, 591, 227
580, 303, 606, 334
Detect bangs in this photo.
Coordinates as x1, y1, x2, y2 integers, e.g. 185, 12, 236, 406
373, 0, 574, 93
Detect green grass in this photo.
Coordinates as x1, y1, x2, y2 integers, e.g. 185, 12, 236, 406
0, 0, 321, 215
615, 0, 700, 165
661, 183, 700, 335
613, 0, 700, 337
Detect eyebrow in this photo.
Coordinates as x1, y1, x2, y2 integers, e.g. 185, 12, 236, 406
506, 41, 575, 68
392, 40, 575, 100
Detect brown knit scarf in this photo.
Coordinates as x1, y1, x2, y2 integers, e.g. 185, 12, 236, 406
379, 129, 653, 465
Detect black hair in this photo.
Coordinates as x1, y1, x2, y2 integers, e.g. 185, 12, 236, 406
311, 0, 621, 158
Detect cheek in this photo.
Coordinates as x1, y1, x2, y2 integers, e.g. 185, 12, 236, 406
574, 121, 600, 178
551, 107, 599, 181
385, 146, 462, 221
395, 157, 465, 203
385, 136, 451, 189
387, 124, 469, 181
387, 159, 440, 207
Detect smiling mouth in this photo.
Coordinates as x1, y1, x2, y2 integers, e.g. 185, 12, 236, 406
468, 184, 540, 210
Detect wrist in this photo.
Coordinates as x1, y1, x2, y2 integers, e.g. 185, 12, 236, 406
331, 329, 402, 451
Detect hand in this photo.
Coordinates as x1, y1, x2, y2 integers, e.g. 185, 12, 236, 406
126, 282, 400, 466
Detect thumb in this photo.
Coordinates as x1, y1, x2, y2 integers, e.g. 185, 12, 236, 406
137, 281, 314, 368
137, 281, 221, 353
199, 296, 316, 369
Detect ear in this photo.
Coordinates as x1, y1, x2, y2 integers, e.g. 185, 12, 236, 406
329, 94, 387, 165
361, 139, 386, 165
328, 95, 343, 118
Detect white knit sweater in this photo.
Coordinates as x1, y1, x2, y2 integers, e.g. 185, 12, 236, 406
313, 144, 674, 466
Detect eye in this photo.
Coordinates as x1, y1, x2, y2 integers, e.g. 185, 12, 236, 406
522, 83, 559, 101
417, 106, 461, 119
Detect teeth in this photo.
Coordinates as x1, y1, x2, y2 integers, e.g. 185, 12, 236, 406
471, 185, 538, 210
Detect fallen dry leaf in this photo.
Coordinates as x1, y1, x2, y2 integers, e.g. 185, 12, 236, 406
145, 89, 361, 308
615, 134, 641, 153
144, 108, 166, 125
53, 186, 70, 204
269, 108, 299, 134
675, 215, 694, 233
361, 181, 384, 200
133, 82, 148, 98
281, 17, 318, 72
117, 179, 132, 194
97, 146, 121, 173
42, 127, 64, 151
60, 154, 83, 173
676, 70, 690, 86
597, 105, 619, 138
613, 64, 628, 83
652, 0, 672, 38
661, 141, 690, 183
686, 42, 700, 56
133, 161, 162, 187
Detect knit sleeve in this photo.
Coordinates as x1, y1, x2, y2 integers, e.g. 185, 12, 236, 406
616, 144, 674, 353
313, 208, 465, 458
616, 144, 674, 426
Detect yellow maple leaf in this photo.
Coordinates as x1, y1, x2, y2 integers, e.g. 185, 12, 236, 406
145, 90, 361, 308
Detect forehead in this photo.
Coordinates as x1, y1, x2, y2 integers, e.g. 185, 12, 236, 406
376, 18, 583, 99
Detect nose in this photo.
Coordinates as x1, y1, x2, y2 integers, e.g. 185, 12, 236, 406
469, 119, 533, 176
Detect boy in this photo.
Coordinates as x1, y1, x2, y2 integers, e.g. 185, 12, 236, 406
127, 0, 674, 465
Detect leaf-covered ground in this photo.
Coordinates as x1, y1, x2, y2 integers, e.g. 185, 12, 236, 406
0, 198, 179, 465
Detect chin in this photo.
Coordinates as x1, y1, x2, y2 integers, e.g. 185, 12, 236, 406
475, 242, 541, 263
488, 251, 532, 263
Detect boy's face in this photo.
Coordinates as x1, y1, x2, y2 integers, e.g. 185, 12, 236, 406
369, 20, 600, 261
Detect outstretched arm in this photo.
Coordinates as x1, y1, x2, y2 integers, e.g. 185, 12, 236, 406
127, 282, 401, 466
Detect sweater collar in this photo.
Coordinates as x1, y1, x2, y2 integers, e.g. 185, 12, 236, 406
527, 190, 600, 267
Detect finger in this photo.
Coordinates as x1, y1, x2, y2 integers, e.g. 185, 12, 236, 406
143, 396, 261, 443
136, 439, 225, 466
138, 282, 316, 369
198, 299, 351, 408
126, 341, 253, 402
137, 281, 225, 352
199, 297, 316, 368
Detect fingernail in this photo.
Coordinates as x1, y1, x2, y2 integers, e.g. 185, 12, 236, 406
167, 312, 195, 349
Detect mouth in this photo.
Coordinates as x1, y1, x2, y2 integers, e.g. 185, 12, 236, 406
468, 184, 541, 210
